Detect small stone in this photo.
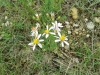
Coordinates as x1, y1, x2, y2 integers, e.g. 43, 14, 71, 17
5, 16, 8, 20
73, 23, 79, 27
64, 45, 69, 50
72, 58, 79, 63
94, 17, 100, 23
65, 21, 69, 25
86, 34, 90, 38
66, 25, 70, 29
86, 22, 95, 30
71, 7, 78, 19
68, 30, 71, 34
84, 18, 88, 22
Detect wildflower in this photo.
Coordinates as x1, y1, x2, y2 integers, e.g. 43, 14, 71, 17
55, 32, 69, 47
33, 13, 41, 20
86, 22, 95, 30
31, 23, 40, 36
42, 25, 55, 38
28, 34, 44, 51
31, 26, 38, 36
5, 21, 10, 26
35, 13, 39, 19
36, 22, 41, 28
51, 21, 63, 33
50, 12, 55, 21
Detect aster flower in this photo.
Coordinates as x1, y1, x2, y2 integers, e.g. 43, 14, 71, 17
31, 23, 40, 36
31, 26, 38, 36
28, 34, 44, 51
35, 13, 41, 20
51, 21, 63, 33
32, 13, 41, 20
50, 12, 55, 21
42, 25, 55, 38
55, 32, 69, 47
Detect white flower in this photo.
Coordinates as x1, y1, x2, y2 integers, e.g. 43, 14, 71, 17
35, 13, 39, 18
51, 21, 63, 33
55, 32, 69, 47
28, 34, 44, 51
36, 22, 40, 28
31, 27, 38, 36
5, 21, 10, 26
35, 13, 41, 20
50, 12, 55, 20
86, 22, 95, 30
42, 25, 55, 38
31, 23, 40, 36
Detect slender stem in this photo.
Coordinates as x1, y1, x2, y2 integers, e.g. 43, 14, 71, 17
91, 30, 94, 51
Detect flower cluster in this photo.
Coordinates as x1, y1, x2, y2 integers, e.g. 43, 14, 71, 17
28, 14, 69, 51
2, 16, 12, 26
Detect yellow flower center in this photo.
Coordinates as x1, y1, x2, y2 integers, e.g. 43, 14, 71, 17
60, 35, 66, 41
33, 39, 39, 44
44, 30, 49, 34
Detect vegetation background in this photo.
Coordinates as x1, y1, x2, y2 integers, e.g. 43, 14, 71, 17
0, 0, 100, 75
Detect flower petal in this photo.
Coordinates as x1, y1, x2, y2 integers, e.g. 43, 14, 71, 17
39, 39, 44, 42
50, 32, 55, 35
30, 32, 35, 36
35, 31, 38, 36
46, 34, 49, 38
54, 36, 59, 38
49, 26, 53, 30
42, 33, 45, 36
65, 38, 68, 40
55, 39, 60, 42
46, 25, 48, 30
38, 43, 42, 48
38, 34, 41, 39
61, 42, 64, 47
58, 23, 63, 27
28, 43, 33, 46
64, 41, 69, 46
57, 28, 61, 32
32, 45, 36, 51
50, 26, 54, 30
57, 32, 61, 37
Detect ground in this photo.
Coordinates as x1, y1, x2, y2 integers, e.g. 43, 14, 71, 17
0, 0, 100, 75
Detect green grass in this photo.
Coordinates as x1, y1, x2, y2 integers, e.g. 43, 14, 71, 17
0, 0, 100, 75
